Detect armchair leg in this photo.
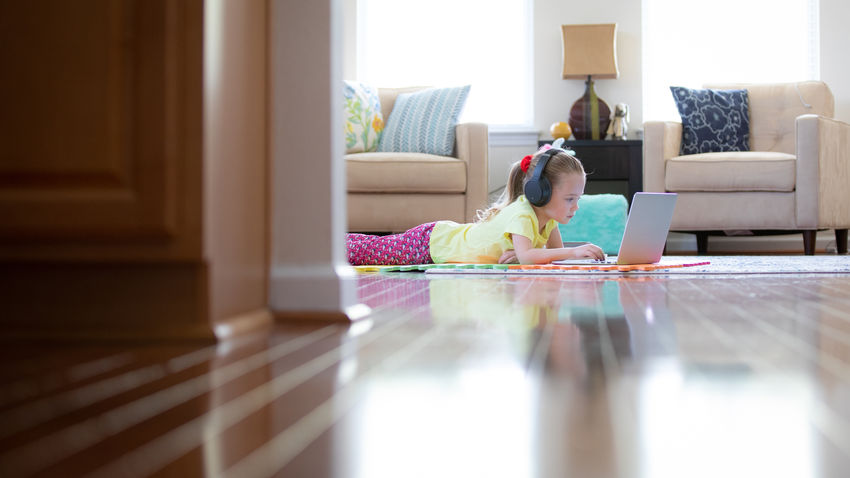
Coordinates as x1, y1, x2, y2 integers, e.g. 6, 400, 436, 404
802, 230, 817, 255
696, 232, 709, 255
836, 229, 848, 254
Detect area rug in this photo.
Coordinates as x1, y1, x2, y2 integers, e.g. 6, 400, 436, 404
423, 256, 850, 275
642, 255, 850, 275
352, 255, 850, 276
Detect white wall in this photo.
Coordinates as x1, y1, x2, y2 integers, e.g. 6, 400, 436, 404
821, 0, 850, 122
269, 0, 359, 318
533, 0, 643, 138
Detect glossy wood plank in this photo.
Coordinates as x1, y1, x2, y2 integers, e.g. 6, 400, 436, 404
1, 271, 850, 477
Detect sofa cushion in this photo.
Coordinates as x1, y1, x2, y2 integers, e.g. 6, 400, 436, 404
346, 152, 467, 193
665, 151, 796, 192
670, 86, 750, 155
378, 86, 428, 121
344, 81, 383, 153
378, 85, 470, 156
704, 81, 834, 154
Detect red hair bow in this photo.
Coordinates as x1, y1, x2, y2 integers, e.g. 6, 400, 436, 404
520, 155, 532, 173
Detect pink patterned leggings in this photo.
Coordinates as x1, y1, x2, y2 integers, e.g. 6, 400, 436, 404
347, 222, 435, 265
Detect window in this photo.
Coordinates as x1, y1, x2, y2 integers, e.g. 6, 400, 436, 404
642, 0, 820, 121
356, 0, 533, 126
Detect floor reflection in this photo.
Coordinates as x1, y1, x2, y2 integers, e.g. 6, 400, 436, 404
2, 272, 849, 477
345, 275, 643, 478
340, 272, 850, 477
424, 276, 638, 367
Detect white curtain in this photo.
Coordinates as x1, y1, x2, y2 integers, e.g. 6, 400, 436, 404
357, 0, 533, 126
642, 0, 820, 121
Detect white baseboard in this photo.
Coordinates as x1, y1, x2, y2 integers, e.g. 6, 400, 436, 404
269, 263, 359, 312
665, 230, 839, 254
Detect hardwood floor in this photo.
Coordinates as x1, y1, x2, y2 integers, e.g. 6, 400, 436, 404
2, 269, 850, 477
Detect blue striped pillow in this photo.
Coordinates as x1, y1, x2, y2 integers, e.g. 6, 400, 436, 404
378, 86, 470, 156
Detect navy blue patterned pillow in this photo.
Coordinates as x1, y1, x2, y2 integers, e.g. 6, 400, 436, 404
670, 86, 750, 155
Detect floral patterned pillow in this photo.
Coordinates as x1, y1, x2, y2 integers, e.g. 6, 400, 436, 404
670, 86, 750, 155
344, 81, 383, 153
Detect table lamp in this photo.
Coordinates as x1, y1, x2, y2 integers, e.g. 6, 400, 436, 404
561, 23, 619, 140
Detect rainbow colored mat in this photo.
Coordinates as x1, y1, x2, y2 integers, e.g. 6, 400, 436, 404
352, 260, 711, 275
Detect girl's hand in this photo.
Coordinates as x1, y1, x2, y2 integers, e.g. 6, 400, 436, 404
498, 249, 518, 264
511, 234, 605, 264
570, 243, 605, 260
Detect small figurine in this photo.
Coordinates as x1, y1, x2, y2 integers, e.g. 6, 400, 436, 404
607, 103, 629, 140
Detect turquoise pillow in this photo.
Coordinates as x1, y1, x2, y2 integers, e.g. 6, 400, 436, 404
559, 194, 628, 255
378, 86, 470, 156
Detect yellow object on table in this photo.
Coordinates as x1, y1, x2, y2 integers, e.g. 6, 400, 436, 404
549, 121, 572, 140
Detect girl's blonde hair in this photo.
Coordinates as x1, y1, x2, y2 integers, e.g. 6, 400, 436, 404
476, 149, 585, 222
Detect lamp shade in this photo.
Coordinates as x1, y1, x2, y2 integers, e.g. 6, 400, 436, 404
561, 23, 619, 80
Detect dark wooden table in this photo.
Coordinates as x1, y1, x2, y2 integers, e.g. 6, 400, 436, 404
539, 139, 642, 205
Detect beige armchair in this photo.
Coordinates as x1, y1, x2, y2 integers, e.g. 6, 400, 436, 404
346, 87, 489, 233
643, 81, 850, 254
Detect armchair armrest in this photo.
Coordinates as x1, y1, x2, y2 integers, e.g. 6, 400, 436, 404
795, 114, 850, 229
642, 121, 682, 192
455, 122, 489, 222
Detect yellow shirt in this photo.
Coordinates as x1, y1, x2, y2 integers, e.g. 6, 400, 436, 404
429, 195, 558, 263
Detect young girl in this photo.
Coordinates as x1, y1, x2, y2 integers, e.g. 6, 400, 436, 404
346, 144, 605, 265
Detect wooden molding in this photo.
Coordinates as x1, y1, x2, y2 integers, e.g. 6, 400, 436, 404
0, 0, 201, 257
0, 0, 270, 342
0, 262, 215, 342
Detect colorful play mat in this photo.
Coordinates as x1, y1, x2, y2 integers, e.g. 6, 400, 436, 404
352, 259, 710, 275
352, 255, 850, 275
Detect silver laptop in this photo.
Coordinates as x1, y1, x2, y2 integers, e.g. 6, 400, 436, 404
554, 192, 678, 265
